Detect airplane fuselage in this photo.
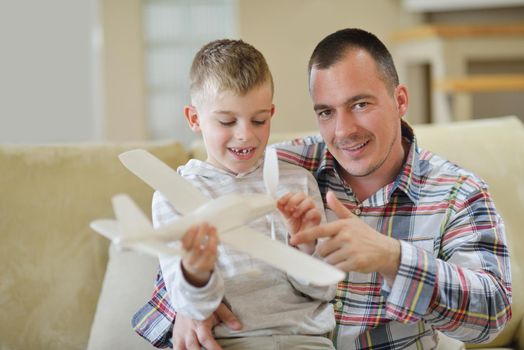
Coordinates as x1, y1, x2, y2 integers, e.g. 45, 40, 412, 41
119, 193, 275, 246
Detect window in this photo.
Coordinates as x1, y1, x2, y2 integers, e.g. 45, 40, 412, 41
143, 0, 237, 146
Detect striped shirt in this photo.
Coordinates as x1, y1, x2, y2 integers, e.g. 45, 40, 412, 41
275, 122, 511, 349
133, 122, 512, 349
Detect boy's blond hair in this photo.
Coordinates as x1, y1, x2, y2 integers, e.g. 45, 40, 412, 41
189, 39, 274, 106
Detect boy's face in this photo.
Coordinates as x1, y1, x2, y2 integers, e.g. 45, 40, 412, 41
185, 83, 274, 174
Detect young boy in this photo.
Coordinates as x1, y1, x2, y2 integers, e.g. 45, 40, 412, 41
134, 39, 335, 349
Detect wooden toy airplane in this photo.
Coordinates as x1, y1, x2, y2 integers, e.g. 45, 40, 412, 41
90, 148, 345, 286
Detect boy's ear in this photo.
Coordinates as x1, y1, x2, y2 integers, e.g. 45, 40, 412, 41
270, 104, 276, 117
184, 105, 201, 132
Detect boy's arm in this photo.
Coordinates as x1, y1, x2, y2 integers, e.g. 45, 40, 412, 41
153, 191, 225, 321
159, 253, 224, 321
278, 174, 338, 301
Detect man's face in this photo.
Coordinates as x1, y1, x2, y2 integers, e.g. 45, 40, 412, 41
309, 49, 408, 184
186, 83, 274, 174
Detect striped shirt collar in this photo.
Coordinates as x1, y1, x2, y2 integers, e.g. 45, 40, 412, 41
316, 120, 422, 205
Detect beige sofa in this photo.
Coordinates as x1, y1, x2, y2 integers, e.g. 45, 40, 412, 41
0, 117, 522, 350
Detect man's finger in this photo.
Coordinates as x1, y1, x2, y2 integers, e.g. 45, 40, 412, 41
185, 336, 201, 350
172, 336, 186, 350
215, 302, 242, 330
290, 220, 347, 245
197, 327, 223, 350
326, 191, 354, 219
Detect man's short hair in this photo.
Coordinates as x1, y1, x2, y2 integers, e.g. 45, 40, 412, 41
308, 28, 399, 93
190, 39, 274, 106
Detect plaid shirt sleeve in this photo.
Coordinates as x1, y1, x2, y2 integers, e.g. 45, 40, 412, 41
131, 192, 178, 348
384, 174, 512, 343
131, 268, 175, 348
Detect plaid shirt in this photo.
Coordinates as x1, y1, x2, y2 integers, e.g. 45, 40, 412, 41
133, 122, 512, 349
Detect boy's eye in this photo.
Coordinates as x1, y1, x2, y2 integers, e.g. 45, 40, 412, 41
252, 119, 267, 126
219, 120, 235, 126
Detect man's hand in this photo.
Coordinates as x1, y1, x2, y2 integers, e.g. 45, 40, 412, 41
290, 191, 401, 286
172, 303, 242, 350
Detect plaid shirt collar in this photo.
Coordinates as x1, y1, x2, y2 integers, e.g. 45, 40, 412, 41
316, 120, 422, 205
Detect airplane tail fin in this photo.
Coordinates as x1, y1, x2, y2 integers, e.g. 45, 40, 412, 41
90, 219, 119, 240
112, 194, 153, 236
90, 194, 184, 257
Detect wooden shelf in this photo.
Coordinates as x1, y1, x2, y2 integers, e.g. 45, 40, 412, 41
392, 23, 524, 43
434, 74, 524, 92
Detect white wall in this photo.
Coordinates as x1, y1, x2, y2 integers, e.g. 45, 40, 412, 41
238, 0, 423, 133
0, 0, 101, 143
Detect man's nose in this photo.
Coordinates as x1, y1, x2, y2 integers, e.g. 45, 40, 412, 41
334, 112, 358, 139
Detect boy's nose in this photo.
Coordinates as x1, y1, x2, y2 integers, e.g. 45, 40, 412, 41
235, 124, 254, 141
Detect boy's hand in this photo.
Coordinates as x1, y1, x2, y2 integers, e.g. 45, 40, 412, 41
181, 222, 218, 287
277, 192, 321, 254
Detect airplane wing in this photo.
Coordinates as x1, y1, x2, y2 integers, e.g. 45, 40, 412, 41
119, 149, 207, 214
221, 227, 345, 286
90, 219, 185, 257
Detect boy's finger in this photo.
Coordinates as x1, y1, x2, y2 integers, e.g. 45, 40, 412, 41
286, 192, 306, 210
207, 229, 218, 252
276, 193, 293, 212
182, 226, 198, 250
293, 198, 315, 218
277, 192, 292, 204
191, 223, 208, 252
303, 208, 321, 225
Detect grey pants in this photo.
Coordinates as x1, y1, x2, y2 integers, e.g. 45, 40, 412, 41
216, 334, 335, 350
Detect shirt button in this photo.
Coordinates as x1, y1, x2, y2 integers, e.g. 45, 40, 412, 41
334, 300, 343, 310
353, 208, 362, 215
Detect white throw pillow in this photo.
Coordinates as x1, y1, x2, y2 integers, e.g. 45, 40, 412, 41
87, 243, 159, 350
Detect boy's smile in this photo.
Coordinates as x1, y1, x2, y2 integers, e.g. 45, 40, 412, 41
185, 83, 275, 174
228, 147, 256, 160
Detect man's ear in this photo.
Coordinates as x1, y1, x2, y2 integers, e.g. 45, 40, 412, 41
395, 84, 408, 117
184, 105, 201, 132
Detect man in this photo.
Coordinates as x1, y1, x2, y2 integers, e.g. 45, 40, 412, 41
133, 28, 512, 349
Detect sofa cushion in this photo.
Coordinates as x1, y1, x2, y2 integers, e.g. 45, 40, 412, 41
87, 244, 158, 350
0, 141, 188, 350
414, 116, 524, 348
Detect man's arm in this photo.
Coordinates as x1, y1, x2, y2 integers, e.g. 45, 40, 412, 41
390, 184, 512, 343
292, 189, 512, 343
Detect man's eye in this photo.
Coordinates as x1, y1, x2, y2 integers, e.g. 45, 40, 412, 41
317, 110, 332, 120
219, 120, 235, 126
353, 102, 368, 111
